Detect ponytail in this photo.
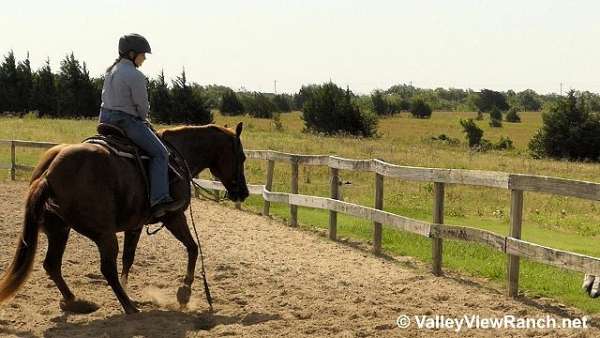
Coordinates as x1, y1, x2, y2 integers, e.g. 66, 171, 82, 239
106, 57, 122, 73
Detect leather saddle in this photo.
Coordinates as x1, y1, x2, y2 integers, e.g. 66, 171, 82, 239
83, 123, 187, 204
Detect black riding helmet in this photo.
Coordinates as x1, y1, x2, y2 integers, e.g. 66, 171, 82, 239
118, 33, 151, 56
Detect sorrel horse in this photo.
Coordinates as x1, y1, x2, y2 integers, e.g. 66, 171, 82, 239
0, 122, 249, 314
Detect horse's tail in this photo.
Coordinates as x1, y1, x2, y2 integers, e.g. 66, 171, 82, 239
0, 176, 49, 302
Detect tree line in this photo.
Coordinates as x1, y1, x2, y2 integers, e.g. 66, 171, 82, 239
6, 50, 600, 122
4, 51, 600, 161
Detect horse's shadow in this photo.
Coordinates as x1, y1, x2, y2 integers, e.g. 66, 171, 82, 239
43, 309, 252, 338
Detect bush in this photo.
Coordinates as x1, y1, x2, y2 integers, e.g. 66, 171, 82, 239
273, 94, 292, 112
476, 89, 509, 112
489, 118, 502, 127
219, 89, 244, 115
494, 136, 514, 150
271, 112, 284, 132
431, 134, 460, 145
460, 119, 483, 147
371, 90, 390, 115
302, 82, 377, 137
410, 98, 432, 118
528, 90, 600, 160
505, 107, 521, 123
242, 92, 276, 118
489, 106, 502, 127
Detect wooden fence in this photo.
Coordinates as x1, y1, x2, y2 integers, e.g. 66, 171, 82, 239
4, 140, 600, 299
196, 150, 600, 299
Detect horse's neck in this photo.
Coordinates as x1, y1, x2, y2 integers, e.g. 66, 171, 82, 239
163, 128, 218, 177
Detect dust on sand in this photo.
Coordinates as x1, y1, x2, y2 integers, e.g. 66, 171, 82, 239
0, 181, 598, 337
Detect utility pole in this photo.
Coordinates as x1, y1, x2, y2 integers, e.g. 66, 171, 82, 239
560, 82, 563, 96
274, 80, 277, 94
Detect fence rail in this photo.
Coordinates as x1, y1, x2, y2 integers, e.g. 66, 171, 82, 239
4, 140, 600, 298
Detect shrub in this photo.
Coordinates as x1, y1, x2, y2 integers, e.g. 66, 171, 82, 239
273, 94, 292, 112
272, 112, 284, 131
505, 107, 521, 123
243, 92, 276, 118
431, 134, 460, 146
460, 118, 483, 147
494, 136, 514, 150
410, 98, 432, 118
489, 106, 502, 127
528, 90, 600, 160
219, 89, 244, 115
371, 90, 390, 115
302, 82, 377, 137
476, 89, 509, 112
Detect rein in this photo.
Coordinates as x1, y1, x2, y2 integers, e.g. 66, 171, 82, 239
147, 137, 214, 311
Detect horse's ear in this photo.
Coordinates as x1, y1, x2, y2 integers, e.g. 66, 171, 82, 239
236, 122, 243, 137
224, 124, 228, 128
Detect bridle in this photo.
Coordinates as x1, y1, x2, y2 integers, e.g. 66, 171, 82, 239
224, 136, 244, 200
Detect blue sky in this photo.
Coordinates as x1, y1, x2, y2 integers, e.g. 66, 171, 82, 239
2, 0, 599, 94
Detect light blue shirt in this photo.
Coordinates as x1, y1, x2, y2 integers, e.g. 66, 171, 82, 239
101, 59, 150, 120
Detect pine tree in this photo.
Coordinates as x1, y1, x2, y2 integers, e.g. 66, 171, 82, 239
219, 88, 244, 115
79, 61, 99, 117
57, 53, 83, 117
171, 68, 212, 124
272, 94, 291, 112
0, 51, 18, 113
371, 90, 389, 115
246, 92, 275, 118
32, 58, 57, 117
149, 70, 172, 123
15, 52, 33, 113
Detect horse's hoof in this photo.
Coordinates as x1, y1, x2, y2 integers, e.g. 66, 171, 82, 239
177, 285, 192, 305
125, 306, 140, 314
60, 298, 100, 314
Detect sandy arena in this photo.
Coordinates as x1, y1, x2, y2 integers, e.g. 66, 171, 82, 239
0, 181, 598, 337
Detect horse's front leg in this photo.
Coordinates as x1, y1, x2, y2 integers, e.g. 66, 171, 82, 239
163, 212, 198, 307
121, 229, 142, 288
583, 274, 600, 297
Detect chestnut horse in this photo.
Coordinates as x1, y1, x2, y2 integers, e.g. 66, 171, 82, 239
0, 122, 249, 314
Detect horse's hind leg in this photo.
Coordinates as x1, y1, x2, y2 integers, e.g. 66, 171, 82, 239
43, 212, 98, 313
163, 212, 198, 307
95, 233, 139, 314
121, 229, 142, 288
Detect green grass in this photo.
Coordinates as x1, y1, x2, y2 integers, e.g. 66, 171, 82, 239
3, 111, 600, 313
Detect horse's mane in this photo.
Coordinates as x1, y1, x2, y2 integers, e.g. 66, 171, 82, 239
159, 124, 235, 137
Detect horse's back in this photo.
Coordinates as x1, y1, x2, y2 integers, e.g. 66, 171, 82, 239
42, 143, 147, 230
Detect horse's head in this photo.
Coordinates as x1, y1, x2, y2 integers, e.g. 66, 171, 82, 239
209, 122, 249, 202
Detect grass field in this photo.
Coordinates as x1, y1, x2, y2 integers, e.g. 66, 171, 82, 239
2, 111, 600, 313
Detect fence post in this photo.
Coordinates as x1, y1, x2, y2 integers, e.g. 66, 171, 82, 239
290, 158, 299, 227
262, 160, 275, 216
507, 189, 524, 298
432, 182, 445, 276
373, 173, 384, 254
329, 167, 339, 240
10, 141, 16, 181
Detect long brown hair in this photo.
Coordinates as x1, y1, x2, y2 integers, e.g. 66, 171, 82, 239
105, 57, 122, 73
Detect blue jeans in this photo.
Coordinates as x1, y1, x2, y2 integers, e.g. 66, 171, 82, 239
99, 109, 171, 205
